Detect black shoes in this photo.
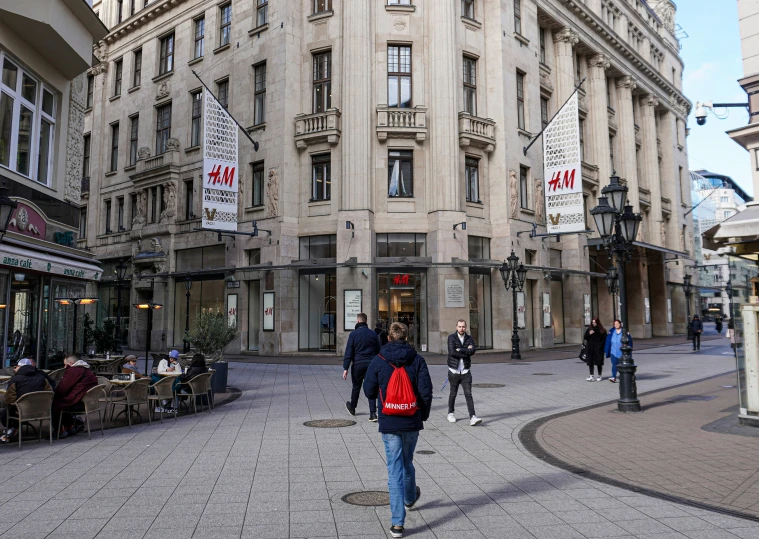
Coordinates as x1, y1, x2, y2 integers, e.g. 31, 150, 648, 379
345, 401, 356, 416
369, 412, 378, 422
389, 525, 404, 538
405, 486, 421, 510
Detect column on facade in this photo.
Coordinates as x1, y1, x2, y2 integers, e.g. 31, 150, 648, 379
640, 95, 663, 245
658, 109, 680, 249
553, 28, 579, 102
615, 76, 640, 209
588, 54, 611, 185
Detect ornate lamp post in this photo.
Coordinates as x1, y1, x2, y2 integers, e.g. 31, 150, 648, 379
184, 276, 192, 353
0, 181, 18, 241
683, 273, 693, 340
500, 251, 527, 360
605, 266, 619, 321
133, 302, 162, 375
115, 259, 127, 354
590, 174, 643, 413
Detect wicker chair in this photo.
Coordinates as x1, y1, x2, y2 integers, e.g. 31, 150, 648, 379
97, 359, 124, 378
175, 372, 214, 415
48, 368, 66, 385
148, 377, 178, 422
58, 385, 107, 439
110, 378, 151, 428
7, 391, 54, 449
96, 377, 124, 428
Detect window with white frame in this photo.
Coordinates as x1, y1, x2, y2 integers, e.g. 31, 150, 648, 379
132, 49, 142, 87
0, 54, 57, 185
516, 71, 525, 130
313, 51, 332, 113
190, 90, 202, 147
514, 0, 522, 34
312, 153, 331, 201
129, 115, 138, 166
113, 59, 123, 97
313, 0, 332, 14
463, 56, 477, 115
257, 0, 268, 26
110, 122, 119, 172
254, 63, 266, 125
388, 45, 412, 108
194, 17, 205, 59
159, 33, 174, 75
219, 3, 232, 47
465, 156, 480, 203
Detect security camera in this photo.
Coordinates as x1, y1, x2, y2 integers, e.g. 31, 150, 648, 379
694, 101, 712, 126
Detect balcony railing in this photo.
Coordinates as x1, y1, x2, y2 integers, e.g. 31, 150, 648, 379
136, 149, 179, 174
376, 106, 427, 142
458, 112, 496, 153
581, 162, 599, 187
294, 108, 341, 149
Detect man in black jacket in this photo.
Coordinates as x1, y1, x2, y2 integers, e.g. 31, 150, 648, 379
690, 315, 704, 350
343, 313, 381, 421
363, 322, 433, 538
1, 358, 53, 443
447, 319, 481, 426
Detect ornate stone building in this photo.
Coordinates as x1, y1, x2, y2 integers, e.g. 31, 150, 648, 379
82, 0, 692, 356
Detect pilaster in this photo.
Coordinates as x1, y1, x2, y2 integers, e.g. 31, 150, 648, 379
616, 76, 640, 209
641, 95, 663, 245
553, 28, 579, 102
588, 54, 611, 185
658, 109, 679, 249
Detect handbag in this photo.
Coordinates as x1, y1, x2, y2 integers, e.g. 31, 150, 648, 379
579, 343, 588, 362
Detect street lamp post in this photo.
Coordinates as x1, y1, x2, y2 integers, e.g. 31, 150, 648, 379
500, 251, 528, 360
590, 174, 643, 413
184, 276, 192, 353
115, 259, 127, 354
683, 273, 693, 341
134, 302, 163, 375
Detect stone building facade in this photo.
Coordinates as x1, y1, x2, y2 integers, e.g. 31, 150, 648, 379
82, 0, 693, 356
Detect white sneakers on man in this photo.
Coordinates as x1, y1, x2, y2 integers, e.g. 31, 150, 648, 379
447, 413, 456, 423
586, 375, 595, 381
596, 376, 603, 382
470, 415, 482, 426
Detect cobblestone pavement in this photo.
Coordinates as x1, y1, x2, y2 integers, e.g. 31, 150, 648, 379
1, 338, 757, 538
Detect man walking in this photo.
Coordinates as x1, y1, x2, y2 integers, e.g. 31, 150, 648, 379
447, 319, 481, 426
343, 313, 381, 421
364, 322, 433, 538
690, 315, 704, 350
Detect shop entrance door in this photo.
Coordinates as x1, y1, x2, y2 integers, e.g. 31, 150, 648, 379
8, 275, 41, 364
377, 273, 427, 350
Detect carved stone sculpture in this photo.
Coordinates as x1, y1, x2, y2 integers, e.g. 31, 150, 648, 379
150, 238, 162, 253
160, 182, 177, 221
267, 169, 279, 218
649, 0, 676, 33
166, 137, 180, 152
509, 170, 519, 219
535, 180, 545, 225
137, 147, 151, 161
64, 73, 86, 204
93, 41, 108, 63
660, 222, 667, 245
133, 189, 147, 225
156, 80, 170, 100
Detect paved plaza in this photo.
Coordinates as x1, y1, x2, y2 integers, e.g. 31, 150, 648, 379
1, 338, 758, 538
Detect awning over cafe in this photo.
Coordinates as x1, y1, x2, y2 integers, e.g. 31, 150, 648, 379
0, 243, 102, 281
702, 205, 759, 259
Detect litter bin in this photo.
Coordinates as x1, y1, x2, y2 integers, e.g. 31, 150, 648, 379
211, 361, 228, 394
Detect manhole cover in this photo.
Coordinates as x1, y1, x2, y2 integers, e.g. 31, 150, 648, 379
472, 383, 505, 388
416, 450, 436, 455
342, 491, 389, 506
532, 373, 554, 376
303, 419, 356, 428
667, 395, 717, 403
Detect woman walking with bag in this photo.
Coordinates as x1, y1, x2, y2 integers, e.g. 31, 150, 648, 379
583, 318, 607, 381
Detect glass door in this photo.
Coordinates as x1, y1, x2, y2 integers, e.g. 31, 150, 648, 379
377, 272, 427, 351
8, 274, 41, 365
468, 271, 493, 349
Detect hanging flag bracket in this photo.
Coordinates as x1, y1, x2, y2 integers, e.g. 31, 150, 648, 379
523, 77, 586, 156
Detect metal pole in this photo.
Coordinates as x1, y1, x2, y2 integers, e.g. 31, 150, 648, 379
184, 289, 191, 353
145, 308, 152, 375
116, 282, 123, 354
685, 292, 692, 341
511, 280, 521, 360
72, 303, 78, 357
617, 254, 628, 331
615, 236, 640, 412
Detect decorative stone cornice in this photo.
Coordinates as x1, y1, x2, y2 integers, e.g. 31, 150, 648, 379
616, 76, 638, 91
103, 0, 190, 45
644, 95, 660, 108
588, 54, 611, 71
553, 28, 579, 46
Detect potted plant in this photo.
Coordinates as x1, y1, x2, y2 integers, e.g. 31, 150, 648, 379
187, 307, 238, 393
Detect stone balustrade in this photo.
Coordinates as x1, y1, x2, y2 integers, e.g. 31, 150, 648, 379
376, 105, 427, 142
136, 149, 179, 174
294, 108, 341, 149
458, 112, 496, 153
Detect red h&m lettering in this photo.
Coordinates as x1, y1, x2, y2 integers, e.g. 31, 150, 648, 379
393, 274, 410, 285
208, 164, 236, 187
547, 169, 576, 192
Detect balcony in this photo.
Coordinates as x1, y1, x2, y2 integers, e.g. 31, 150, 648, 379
581, 162, 599, 188
639, 187, 651, 207
136, 148, 179, 174
294, 109, 341, 149
662, 197, 672, 215
376, 106, 427, 142
458, 112, 496, 153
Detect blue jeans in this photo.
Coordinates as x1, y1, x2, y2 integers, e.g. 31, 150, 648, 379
610, 355, 620, 379
382, 431, 419, 526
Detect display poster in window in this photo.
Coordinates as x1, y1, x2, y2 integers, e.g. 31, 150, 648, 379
542, 292, 551, 328
644, 297, 651, 324
667, 298, 672, 323
445, 280, 466, 308
263, 292, 275, 331
343, 290, 362, 331
516, 291, 526, 329
202, 89, 239, 232
227, 294, 237, 328
583, 294, 591, 326
543, 91, 584, 234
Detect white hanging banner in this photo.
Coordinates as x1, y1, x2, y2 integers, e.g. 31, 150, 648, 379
202, 90, 239, 231
543, 92, 585, 234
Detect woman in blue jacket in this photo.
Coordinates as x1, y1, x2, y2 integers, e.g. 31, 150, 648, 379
604, 319, 633, 383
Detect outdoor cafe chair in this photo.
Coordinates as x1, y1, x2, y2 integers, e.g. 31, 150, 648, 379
58, 385, 107, 440
97, 358, 124, 378
7, 391, 54, 449
148, 376, 178, 423
97, 376, 124, 428
48, 368, 66, 385
110, 378, 151, 428
175, 372, 213, 416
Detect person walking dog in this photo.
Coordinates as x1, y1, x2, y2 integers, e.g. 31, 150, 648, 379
363, 322, 433, 538
343, 313, 381, 421
605, 320, 633, 383
583, 317, 607, 381
446, 319, 481, 426
690, 315, 704, 350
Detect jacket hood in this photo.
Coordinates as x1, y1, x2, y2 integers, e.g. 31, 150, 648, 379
355, 322, 369, 329
379, 340, 417, 366
14, 365, 39, 377
72, 360, 91, 368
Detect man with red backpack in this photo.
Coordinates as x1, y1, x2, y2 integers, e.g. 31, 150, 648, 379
363, 322, 433, 538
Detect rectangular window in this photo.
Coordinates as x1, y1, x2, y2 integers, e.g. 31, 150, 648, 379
540, 97, 549, 130
257, 0, 268, 26
79, 207, 87, 238
117, 0, 123, 23
217, 79, 229, 109
194, 17, 205, 59
299, 235, 337, 259
132, 49, 142, 87
724, 210, 732, 219
113, 59, 123, 96
155, 103, 171, 154
514, 0, 521, 34
159, 33, 174, 75
129, 115, 138, 166
82, 134, 91, 177
117, 197, 125, 230
579, 119, 585, 160
376, 233, 426, 257
720, 196, 729, 203
110, 123, 119, 172
463, 56, 477, 116
516, 71, 525, 130
86, 74, 94, 108
389, 0, 412, 4
184, 179, 194, 220
252, 161, 264, 207
311, 154, 331, 201
130, 193, 137, 226
219, 3, 232, 47
254, 63, 266, 125
313, 52, 332, 113
539, 28, 546, 64
190, 90, 202, 147
105, 200, 112, 234
465, 157, 480, 203
388, 45, 412, 108
468, 236, 491, 260
519, 165, 529, 209
150, 186, 158, 223
462, 0, 475, 19
313, 0, 331, 14
388, 150, 413, 198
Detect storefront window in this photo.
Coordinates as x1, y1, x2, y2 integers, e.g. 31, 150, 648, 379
376, 234, 426, 257
377, 272, 427, 350
7, 274, 41, 365
248, 280, 260, 351
299, 235, 336, 260
468, 236, 490, 260
469, 270, 493, 349
299, 272, 336, 351
47, 281, 86, 368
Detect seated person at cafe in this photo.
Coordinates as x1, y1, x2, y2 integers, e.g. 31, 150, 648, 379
53, 355, 98, 438
121, 355, 147, 378
178, 353, 208, 388
1, 358, 53, 444
153, 349, 181, 414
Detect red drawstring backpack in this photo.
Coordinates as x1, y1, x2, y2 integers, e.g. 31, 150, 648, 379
378, 354, 418, 416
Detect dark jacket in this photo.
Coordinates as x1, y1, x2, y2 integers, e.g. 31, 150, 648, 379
583, 326, 607, 367
604, 329, 633, 358
375, 326, 389, 347
690, 319, 704, 333
343, 322, 381, 370
53, 365, 98, 411
363, 340, 433, 434
447, 332, 477, 371
5, 366, 53, 406
180, 356, 208, 384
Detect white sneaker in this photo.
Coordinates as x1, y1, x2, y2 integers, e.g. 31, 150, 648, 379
154, 407, 164, 413
586, 375, 595, 381
447, 413, 456, 423
470, 416, 482, 426
596, 376, 603, 382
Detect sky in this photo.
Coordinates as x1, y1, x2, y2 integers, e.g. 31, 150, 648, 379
678, 0, 754, 197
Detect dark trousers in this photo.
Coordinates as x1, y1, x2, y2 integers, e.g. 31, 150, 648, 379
350, 362, 376, 413
53, 402, 86, 431
588, 363, 602, 376
0, 406, 16, 429
693, 332, 701, 350
448, 371, 476, 417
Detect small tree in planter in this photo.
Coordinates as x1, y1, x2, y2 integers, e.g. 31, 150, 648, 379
187, 308, 238, 362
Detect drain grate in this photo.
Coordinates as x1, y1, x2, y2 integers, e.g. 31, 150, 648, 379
532, 373, 554, 376
667, 395, 717, 403
472, 383, 505, 388
416, 450, 436, 455
342, 491, 390, 506
303, 419, 356, 428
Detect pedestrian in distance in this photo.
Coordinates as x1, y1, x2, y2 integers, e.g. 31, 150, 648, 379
715, 316, 723, 334
363, 322, 433, 538
690, 315, 704, 350
343, 313, 382, 421
604, 320, 633, 383
583, 317, 607, 381
447, 319, 481, 426
375, 320, 389, 347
